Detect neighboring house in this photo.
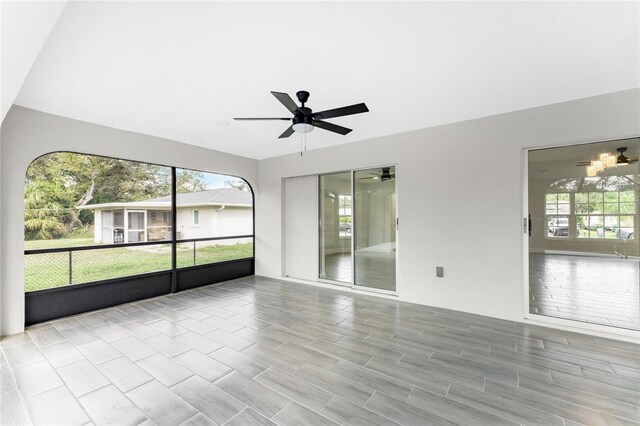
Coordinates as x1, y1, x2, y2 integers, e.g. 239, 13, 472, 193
77, 188, 253, 244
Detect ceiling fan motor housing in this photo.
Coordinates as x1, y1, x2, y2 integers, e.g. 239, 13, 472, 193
296, 91, 310, 105
293, 109, 313, 125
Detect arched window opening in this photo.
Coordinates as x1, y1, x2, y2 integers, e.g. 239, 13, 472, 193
24, 152, 254, 320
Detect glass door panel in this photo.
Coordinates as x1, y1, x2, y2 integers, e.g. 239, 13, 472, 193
528, 138, 639, 330
127, 211, 146, 243
113, 210, 125, 243
319, 172, 352, 284
353, 166, 396, 291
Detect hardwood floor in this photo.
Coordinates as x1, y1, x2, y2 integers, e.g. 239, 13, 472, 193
530, 253, 640, 330
2, 275, 639, 425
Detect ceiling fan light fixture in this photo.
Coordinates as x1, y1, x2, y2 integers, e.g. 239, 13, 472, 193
591, 159, 604, 172
292, 122, 314, 134
586, 165, 597, 177
605, 154, 617, 168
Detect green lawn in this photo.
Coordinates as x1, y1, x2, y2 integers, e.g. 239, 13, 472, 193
578, 229, 618, 239
25, 238, 96, 250
24, 242, 253, 292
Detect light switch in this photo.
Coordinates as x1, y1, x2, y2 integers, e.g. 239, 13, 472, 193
436, 266, 444, 278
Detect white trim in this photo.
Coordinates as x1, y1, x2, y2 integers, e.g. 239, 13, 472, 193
544, 249, 640, 260
278, 275, 400, 301
124, 209, 129, 244
524, 313, 640, 343
125, 209, 147, 243
77, 201, 252, 210
318, 278, 350, 287
522, 148, 530, 330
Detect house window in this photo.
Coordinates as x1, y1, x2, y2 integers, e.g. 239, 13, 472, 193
338, 194, 352, 237
193, 209, 200, 225
544, 177, 637, 241
545, 193, 570, 238
576, 191, 636, 239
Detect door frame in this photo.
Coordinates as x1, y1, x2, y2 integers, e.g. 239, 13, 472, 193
522, 143, 640, 339
125, 209, 147, 243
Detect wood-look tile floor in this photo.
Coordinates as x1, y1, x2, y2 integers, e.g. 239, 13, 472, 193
530, 254, 640, 330
324, 253, 396, 291
2, 275, 639, 426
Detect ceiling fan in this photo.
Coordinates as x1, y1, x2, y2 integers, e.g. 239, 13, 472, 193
234, 91, 369, 138
359, 167, 396, 182
576, 147, 638, 167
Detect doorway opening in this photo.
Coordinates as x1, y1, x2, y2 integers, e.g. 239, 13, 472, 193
526, 138, 639, 330
319, 166, 397, 293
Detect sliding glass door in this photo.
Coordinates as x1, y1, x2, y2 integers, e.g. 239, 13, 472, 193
527, 138, 639, 330
354, 167, 397, 292
319, 167, 397, 292
319, 172, 352, 284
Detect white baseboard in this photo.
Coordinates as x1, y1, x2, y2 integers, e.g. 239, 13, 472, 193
544, 249, 640, 260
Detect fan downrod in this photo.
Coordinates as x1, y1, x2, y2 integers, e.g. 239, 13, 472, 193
296, 91, 310, 106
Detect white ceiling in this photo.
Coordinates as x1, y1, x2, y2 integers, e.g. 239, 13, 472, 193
0, 0, 67, 123
14, 1, 640, 160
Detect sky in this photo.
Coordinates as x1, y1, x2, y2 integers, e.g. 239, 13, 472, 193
197, 170, 245, 189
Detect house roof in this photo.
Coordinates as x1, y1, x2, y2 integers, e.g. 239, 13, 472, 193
149, 188, 252, 205
78, 188, 252, 210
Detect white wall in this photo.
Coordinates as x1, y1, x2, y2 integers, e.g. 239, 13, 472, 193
0, 106, 258, 336
3, 90, 638, 335
177, 207, 215, 240
217, 207, 253, 237
256, 89, 640, 323
284, 176, 319, 281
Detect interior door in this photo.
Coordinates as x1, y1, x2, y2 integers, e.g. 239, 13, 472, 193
353, 166, 397, 292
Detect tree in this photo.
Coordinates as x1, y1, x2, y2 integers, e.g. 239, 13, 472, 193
176, 170, 207, 192
25, 153, 176, 239
224, 179, 250, 191
24, 187, 66, 240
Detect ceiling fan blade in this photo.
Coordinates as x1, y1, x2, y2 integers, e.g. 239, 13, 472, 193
278, 125, 295, 139
271, 91, 299, 114
314, 103, 369, 120
313, 120, 352, 135
359, 176, 377, 180
234, 117, 290, 121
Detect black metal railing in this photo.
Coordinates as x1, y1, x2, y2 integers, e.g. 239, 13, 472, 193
24, 235, 254, 292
